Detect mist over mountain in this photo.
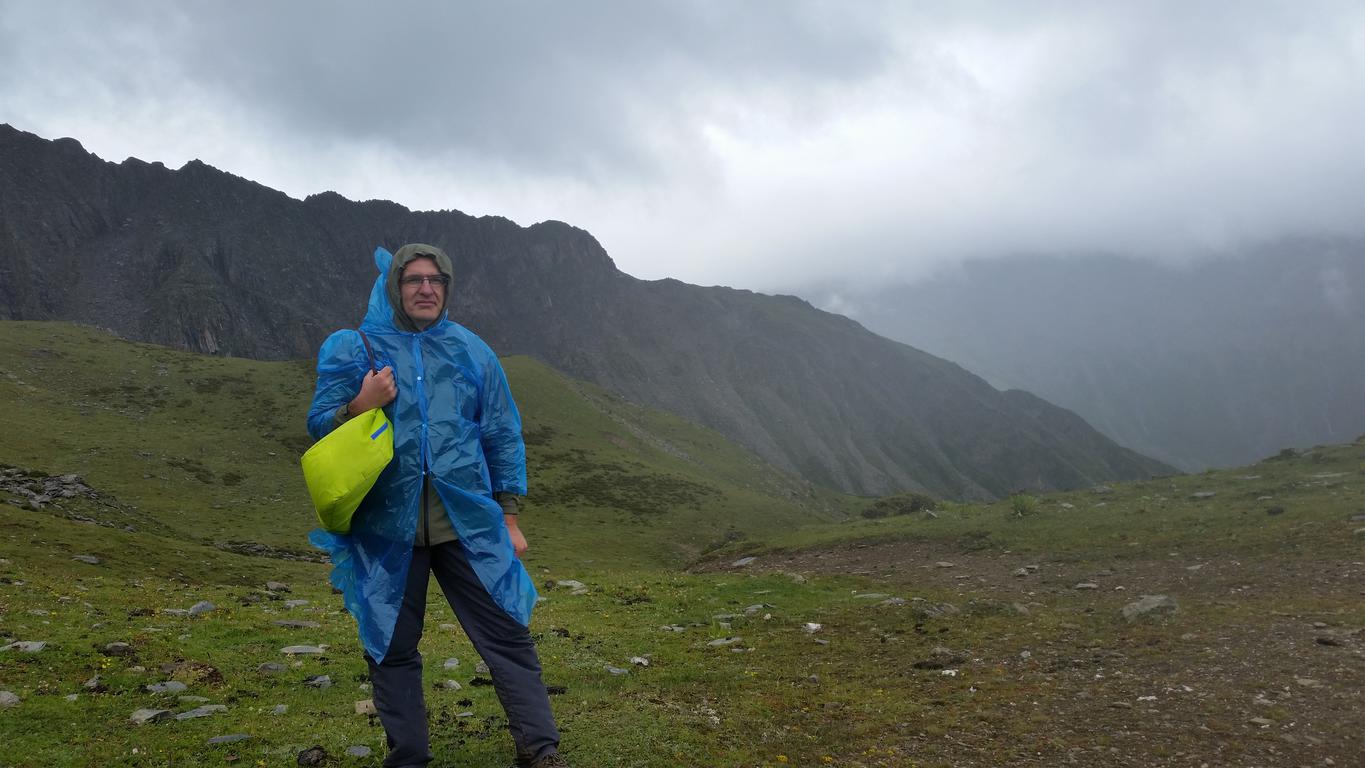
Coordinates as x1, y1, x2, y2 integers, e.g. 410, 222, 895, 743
809, 248, 1365, 470
0, 123, 1171, 498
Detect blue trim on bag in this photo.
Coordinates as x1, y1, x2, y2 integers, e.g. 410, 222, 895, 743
370, 422, 389, 440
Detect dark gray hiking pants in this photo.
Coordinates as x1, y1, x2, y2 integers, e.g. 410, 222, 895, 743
366, 542, 560, 767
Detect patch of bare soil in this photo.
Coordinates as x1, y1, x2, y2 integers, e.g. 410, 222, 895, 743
717, 542, 1365, 767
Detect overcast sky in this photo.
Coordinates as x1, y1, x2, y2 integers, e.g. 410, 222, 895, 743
2, 1, 1363, 290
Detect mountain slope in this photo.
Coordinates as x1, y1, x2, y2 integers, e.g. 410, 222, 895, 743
0, 321, 849, 565
0, 124, 1170, 497
813, 249, 1365, 470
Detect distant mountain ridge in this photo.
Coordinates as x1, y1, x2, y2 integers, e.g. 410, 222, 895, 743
0, 123, 1171, 498
812, 249, 1365, 470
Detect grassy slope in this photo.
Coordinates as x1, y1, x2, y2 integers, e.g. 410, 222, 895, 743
2, 322, 1361, 767
723, 442, 1365, 563
0, 321, 852, 567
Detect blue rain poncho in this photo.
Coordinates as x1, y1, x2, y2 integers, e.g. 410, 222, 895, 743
307, 246, 537, 663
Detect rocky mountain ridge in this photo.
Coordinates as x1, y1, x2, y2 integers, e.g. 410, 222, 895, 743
0, 123, 1170, 497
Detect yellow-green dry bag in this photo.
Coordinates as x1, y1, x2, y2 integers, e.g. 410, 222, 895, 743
301, 406, 393, 534
300, 330, 393, 534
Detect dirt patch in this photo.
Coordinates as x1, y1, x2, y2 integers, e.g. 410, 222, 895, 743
703, 541, 1365, 767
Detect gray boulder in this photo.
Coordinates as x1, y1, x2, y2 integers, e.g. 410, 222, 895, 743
1121, 594, 1178, 622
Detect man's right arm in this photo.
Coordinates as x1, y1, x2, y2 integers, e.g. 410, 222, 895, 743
307, 331, 371, 440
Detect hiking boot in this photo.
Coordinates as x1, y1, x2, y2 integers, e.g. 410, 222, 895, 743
524, 753, 569, 768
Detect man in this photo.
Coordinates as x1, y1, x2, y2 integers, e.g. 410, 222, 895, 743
307, 244, 567, 768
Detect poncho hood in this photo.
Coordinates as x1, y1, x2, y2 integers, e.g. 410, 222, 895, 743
384, 243, 455, 332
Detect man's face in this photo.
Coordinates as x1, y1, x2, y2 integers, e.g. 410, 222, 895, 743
399, 257, 447, 327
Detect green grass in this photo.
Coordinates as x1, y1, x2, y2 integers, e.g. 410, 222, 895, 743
723, 440, 1365, 563
2, 321, 1362, 767
0, 322, 853, 569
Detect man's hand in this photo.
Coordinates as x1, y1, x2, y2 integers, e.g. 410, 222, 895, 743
350, 366, 397, 414
505, 514, 528, 557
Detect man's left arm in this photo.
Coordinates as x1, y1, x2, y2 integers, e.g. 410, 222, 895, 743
480, 355, 528, 551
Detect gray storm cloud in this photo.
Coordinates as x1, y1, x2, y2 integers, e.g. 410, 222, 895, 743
2, 1, 1363, 290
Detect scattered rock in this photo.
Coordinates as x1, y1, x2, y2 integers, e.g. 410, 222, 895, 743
630, 656, 650, 666
1248, 716, 1274, 727
909, 599, 960, 619
207, 734, 251, 745
178, 696, 209, 704
175, 704, 227, 720
355, 699, 377, 715
283, 599, 310, 609
935, 561, 955, 568
1073, 582, 1100, 591
475, 661, 490, 675
605, 665, 629, 675
146, 681, 188, 694
281, 645, 327, 655
71, 554, 101, 565
707, 637, 743, 647
297, 746, 328, 766
854, 592, 889, 600
188, 601, 215, 617
1121, 595, 1179, 622
303, 675, 332, 688
802, 622, 823, 634
1191, 491, 1217, 499
880, 597, 908, 607
271, 704, 288, 715
730, 556, 757, 568
265, 581, 291, 592
130, 708, 172, 725
1012, 568, 1029, 577
83, 675, 105, 691
345, 746, 372, 758
438, 680, 461, 690
273, 620, 321, 629
0, 691, 19, 707
258, 662, 287, 675
442, 658, 460, 670
1315, 636, 1342, 647
2, 640, 47, 653
549, 580, 586, 595
103, 641, 134, 656
1266, 506, 1285, 516
1092, 485, 1114, 494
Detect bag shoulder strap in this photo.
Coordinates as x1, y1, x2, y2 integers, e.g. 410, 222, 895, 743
357, 330, 379, 374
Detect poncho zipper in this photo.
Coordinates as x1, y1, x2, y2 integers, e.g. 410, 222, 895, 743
415, 335, 430, 547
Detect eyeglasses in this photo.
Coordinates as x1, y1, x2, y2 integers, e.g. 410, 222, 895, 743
398, 274, 450, 289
